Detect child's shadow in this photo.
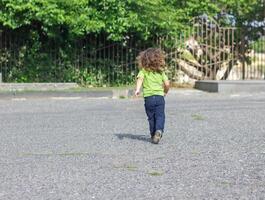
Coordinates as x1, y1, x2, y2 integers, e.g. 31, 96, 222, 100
115, 133, 151, 143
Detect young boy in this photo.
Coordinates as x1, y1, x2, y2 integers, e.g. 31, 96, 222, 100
135, 48, 170, 144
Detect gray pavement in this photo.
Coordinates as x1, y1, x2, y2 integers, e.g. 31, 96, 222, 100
0, 90, 264, 199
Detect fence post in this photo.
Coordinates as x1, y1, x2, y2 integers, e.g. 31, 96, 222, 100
240, 29, 246, 80
0, 30, 2, 83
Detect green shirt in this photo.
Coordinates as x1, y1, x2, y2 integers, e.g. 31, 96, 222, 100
137, 69, 168, 97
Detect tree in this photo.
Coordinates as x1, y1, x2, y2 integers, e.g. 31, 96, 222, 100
0, 0, 264, 83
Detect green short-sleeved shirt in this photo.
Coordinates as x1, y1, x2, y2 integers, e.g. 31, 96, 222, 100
137, 69, 168, 97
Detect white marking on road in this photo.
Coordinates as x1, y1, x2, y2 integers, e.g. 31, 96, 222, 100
12, 98, 26, 101
51, 97, 82, 100
230, 94, 255, 98
50, 96, 109, 100
85, 97, 109, 99
230, 94, 240, 98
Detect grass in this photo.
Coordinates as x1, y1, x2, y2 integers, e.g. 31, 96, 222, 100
57, 152, 90, 156
20, 152, 90, 157
192, 114, 205, 120
191, 150, 200, 155
119, 95, 126, 99
148, 171, 164, 176
113, 164, 138, 171
114, 165, 164, 175
220, 181, 232, 186
125, 165, 138, 171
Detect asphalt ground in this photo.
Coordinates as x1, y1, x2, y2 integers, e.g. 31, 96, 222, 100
0, 90, 264, 199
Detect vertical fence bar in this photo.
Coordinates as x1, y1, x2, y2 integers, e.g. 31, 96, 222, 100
236, 29, 242, 79
209, 20, 213, 79
205, 19, 208, 79
197, 21, 200, 75
221, 28, 224, 79
231, 28, 234, 80
111, 40, 114, 86
101, 34, 104, 86
0, 30, 2, 82
99, 34, 102, 86
87, 35, 91, 86
178, 32, 182, 78
250, 28, 253, 79
241, 28, 245, 80
255, 33, 257, 79
107, 38, 110, 86
227, 28, 231, 80
8, 31, 11, 82
132, 37, 137, 82
8, 32, 11, 82
218, 26, 221, 80
173, 35, 177, 81
128, 37, 131, 84
213, 22, 217, 80
117, 40, 120, 86
191, 25, 196, 73
95, 35, 98, 85
121, 40, 124, 85
3, 31, 6, 82
53, 40, 56, 82
258, 34, 261, 79
126, 38, 129, 85
85, 36, 88, 84
81, 38, 84, 82
262, 28, 264, 79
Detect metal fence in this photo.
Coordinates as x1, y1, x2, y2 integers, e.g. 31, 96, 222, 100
0, 31, 149, 86
1, 17, 265, 85
162, 17, 265, 82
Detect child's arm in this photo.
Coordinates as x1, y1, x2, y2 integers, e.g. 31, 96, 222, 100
163, 80, 170, 95
135, 77, 143, 96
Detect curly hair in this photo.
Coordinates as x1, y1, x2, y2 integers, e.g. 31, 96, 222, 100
137, 48, 166, 73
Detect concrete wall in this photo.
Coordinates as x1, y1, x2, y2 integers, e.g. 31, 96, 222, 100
195, 80, 265, 93
0, 83, 79, 91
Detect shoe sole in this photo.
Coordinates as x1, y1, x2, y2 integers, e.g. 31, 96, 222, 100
152, 133, 161, 144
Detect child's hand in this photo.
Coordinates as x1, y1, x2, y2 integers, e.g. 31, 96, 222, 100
163, 80, 170, 95
135, 77, 143, 97
134, 89, 140, 97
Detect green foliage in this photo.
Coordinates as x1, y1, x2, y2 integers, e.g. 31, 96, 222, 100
0, 0, 103, 37
1, 0, 263, 39
251, 38, 265, 53
0, 0, 223, 40
3, 36, 136, 86
0, 0, 264, 84
218, 0, 263, 26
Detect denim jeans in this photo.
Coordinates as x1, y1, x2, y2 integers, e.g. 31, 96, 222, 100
144, 95, 165, 136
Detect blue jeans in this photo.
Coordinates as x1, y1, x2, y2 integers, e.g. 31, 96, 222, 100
144, 95, 165, 136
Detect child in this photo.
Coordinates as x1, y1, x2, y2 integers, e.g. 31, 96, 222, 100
135, 48, 170, 144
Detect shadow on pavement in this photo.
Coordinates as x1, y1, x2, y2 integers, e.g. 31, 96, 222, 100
115, 133, 150, 143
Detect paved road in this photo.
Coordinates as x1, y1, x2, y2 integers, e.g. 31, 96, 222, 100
0, 90, 264, 199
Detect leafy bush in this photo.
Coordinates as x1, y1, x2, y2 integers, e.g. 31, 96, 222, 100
251, 38, 265, 53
